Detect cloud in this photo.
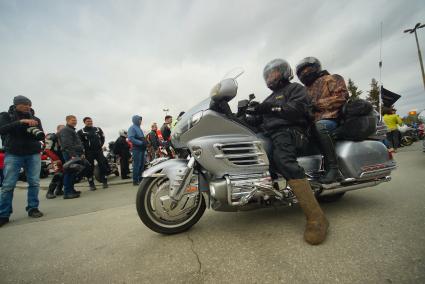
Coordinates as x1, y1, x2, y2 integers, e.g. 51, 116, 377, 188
0, 0, 424, 142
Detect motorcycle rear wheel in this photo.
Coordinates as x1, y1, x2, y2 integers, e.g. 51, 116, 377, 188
136, 177, 206, 234
317, 192, 345, 203
401, 136, 413, 146
94, 165, 102, 183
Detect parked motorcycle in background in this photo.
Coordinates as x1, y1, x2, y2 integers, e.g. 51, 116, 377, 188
94, 143, 120, 182
419, 110, 425, 152
398, 124, 419, 147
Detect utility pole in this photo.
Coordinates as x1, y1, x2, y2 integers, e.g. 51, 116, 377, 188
379, 21, 383, 119
404, 23, 425, 90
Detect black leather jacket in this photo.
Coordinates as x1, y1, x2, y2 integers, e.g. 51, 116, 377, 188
261, 82, 313, 134
114, 136, 130, 157
0, 106, 44, 155
59, 125, 84, 157
77, 126, 105, 153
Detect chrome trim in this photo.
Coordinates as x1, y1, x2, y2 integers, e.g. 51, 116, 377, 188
213, 141, 266, 167
359, 165, 397, 178
215, 153, 263, 159
320, 176, 391, 196
224, 173, 275, 206
169, 157, 196, 203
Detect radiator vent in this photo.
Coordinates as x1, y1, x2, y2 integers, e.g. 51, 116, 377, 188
214, 142, 265, 166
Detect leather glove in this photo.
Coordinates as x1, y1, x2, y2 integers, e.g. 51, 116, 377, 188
247, 102, 281, 114
245, 101, 260, 115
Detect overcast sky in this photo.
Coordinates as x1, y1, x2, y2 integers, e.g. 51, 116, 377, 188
1, 0, 424, 142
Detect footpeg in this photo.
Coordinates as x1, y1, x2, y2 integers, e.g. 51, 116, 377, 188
321, 182, 341, 190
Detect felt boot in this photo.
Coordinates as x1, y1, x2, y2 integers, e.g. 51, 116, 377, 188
288, 178, 329, 245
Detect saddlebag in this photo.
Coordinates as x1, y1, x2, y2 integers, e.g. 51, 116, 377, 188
336, 140, 395, 179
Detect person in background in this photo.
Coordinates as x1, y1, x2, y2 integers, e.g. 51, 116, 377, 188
58, 115, 84, 199
383, 106, 402, 153
77, 117, 108, 190
114, 129, 131, 179
44, 125, 65, 163
0, 96, 45, 227
128, 115, 146, 186
0, 148, 5, 187
160, 115, 173, 157
44, 124, 66, 199
147, 123, 161, 161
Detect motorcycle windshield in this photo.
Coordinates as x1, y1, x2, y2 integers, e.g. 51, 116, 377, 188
171, 69, 243, 145
172, 98, 211, 138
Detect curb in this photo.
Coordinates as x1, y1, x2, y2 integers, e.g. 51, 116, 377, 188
15, 179, 133, 190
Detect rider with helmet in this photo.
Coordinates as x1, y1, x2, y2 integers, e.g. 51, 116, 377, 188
114, 129, 131, 179
248, 59, 329, 245
296, 57, 349, 184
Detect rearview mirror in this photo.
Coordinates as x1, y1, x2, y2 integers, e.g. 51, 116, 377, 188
210, 78, 238, 102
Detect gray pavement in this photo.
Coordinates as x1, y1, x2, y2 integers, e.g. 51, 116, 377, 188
0, 142, 425, 283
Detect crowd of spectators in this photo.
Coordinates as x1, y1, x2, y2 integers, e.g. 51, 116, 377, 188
0, 95, 177, 227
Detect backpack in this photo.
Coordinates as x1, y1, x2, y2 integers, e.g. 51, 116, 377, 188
336, 99, 377, 141
342, 98, 374, 117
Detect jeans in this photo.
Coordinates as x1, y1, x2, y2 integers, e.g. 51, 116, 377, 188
316, 119, 338, 133
386, 130, 400, 149
0, 153, 41, 218
0, 169, 3, 187
62, 152, 75, 195
132, 149, 145, 183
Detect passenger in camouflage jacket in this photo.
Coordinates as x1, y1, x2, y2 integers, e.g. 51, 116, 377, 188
305, 72, 348, 122
296, 57, 348, 184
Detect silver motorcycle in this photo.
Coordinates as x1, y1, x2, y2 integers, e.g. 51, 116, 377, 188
136, 72, 396, 234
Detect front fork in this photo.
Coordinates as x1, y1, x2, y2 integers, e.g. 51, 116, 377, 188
169, 157, 196, 209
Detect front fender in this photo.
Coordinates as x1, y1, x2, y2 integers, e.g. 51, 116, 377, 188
142, 158, 188, 184
143, 159, 210, 208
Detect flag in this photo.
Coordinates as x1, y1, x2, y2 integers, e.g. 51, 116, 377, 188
381, 86, 401, 107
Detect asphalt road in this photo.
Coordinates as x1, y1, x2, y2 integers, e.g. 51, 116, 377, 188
1, 142, 424, 284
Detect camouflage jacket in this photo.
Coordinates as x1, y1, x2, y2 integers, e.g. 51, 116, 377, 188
306, 72, 349, 122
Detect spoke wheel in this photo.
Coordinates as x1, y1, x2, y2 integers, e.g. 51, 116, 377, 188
136, 177, 206, 234
401, 136, 413, 146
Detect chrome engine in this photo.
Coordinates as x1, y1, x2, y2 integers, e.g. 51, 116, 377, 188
209, 172, 291, 211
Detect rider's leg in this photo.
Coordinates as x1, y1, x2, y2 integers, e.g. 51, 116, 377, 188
315, 120, 343, 184
271, 129, 328, 245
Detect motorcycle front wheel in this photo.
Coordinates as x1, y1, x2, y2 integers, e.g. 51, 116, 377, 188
136, 177, 206, 234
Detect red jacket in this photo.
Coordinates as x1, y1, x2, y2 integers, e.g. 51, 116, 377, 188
0, 152, 4, 169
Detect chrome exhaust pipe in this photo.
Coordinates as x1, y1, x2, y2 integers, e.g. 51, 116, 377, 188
320, 176, 391, 196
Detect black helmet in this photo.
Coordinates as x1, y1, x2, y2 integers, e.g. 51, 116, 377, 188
263, 59, 293, 91
295, 57, 322, 86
